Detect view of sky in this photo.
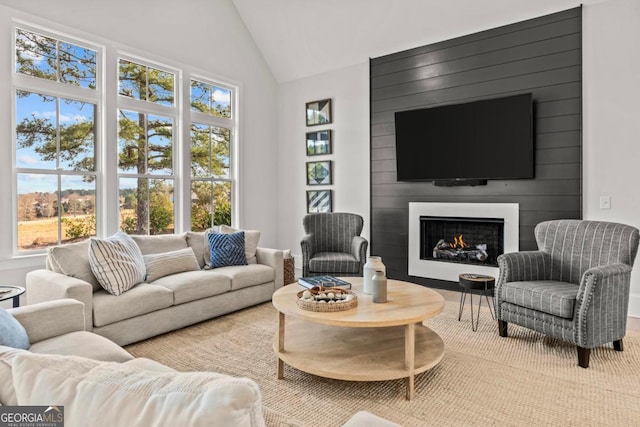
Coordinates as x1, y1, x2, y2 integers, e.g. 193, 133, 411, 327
16, 28, 232, 195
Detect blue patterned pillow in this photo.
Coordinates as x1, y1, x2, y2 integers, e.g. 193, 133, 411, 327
0, 308, 30, 349
207, 231, 248, 268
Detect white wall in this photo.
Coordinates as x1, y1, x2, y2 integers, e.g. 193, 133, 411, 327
583, 0, 640, 316
0, 0, 278, 303
277, 63, 370, 268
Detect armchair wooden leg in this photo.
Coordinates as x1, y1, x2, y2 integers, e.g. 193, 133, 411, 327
577, 346, 590, 368
613, 339, 624, 352
498, 320, 508, 337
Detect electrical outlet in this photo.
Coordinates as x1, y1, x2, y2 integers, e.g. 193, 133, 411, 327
599, 196, 611, 209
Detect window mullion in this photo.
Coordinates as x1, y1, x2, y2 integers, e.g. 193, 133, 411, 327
56, 97, 61, 170
14, 76, 99, 104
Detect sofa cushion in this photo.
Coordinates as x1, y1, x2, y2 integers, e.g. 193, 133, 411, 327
207, 231, 248, 268
29, 331, 133, 363
151, 271, 231, 305
0, 309, 29, 349
92, 284, 174, 327
186, 231, 208, 269
123, 357, 176, 373
143, 248, 201, 282
131, 233, 188, 255
309, 252, 361, 274
213, 264, 275, 291
501, 280, 579, 319
12, 353, 265, 427
89, 232, 146, 296
0, 345, 29, 405
47, 240, 102, 292
219, 225, 261, 265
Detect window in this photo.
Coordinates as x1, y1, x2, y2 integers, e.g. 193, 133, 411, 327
190, 79, 233, 231
12, 23, 240, 252
117, 59, 176, 235
14, 28, 99, 251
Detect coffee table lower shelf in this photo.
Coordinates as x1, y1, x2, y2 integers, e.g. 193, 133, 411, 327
274, 317, 444, 397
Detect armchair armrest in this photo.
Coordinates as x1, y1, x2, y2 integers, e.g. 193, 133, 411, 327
497, 251, 551, 283
25, 270, 93, 331
351, 236, 369, 275
575, 263, 633, 347
350, 236, 367, 261
255, 247, 284, 289
8, 299, 85, 345
300, 235, 315, 277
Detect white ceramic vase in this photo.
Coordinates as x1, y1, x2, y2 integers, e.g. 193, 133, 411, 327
363, 256, 386, 294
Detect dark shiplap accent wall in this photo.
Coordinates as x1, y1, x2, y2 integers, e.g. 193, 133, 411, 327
370, 7, 582, 288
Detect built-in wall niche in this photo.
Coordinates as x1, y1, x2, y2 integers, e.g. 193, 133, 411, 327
370, 7, 582, 288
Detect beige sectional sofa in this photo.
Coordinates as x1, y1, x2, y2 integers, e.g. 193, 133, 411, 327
25, 231, 284, 346
0, 299, 266, 426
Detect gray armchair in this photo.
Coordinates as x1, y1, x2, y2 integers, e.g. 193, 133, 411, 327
301, 213, 368, 277
496, 220, 639, 368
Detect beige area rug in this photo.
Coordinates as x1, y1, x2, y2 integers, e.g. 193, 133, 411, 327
125, 296, 640, 427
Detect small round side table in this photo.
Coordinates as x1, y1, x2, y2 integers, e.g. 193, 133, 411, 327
458, 274, 495, 332
0, 285, 25, 308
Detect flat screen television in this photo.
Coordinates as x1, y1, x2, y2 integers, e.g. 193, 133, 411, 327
394, 93, 533, 184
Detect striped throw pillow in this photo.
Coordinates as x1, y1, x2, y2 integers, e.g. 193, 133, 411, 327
88, 232, 146, 296
143, 248, 201, 282
207, 231, 247, 268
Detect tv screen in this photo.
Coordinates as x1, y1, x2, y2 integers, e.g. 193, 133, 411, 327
394, 93, 533, 182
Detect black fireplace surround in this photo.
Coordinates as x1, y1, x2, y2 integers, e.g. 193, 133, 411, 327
420, 216, 505, 267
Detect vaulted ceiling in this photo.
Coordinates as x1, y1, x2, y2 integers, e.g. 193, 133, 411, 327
232, 0, 605, 83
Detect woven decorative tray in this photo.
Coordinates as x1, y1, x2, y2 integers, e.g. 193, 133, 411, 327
296, 287, 357, 312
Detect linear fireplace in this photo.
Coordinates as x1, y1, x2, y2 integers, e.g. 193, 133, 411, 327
409, 203, 519, 282
420, 216, 504, 267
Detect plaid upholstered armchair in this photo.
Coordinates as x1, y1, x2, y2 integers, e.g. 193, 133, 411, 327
496, 220, 639, 368
301, 213, 368, 277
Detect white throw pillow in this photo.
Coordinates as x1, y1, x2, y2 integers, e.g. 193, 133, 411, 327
88, 232, 146, 296
47, 240, 102, 291
219, 225, 261, 265
13, 353, 265, 427
143, 248, 201, 282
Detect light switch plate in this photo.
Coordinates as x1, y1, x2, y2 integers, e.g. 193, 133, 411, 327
599, 196, 611, 209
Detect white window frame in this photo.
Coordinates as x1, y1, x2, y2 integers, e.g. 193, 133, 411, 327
9, 19, 242, 255
12, 22, 104, 254
187, 75, 238, 230
116, 54, 181, 235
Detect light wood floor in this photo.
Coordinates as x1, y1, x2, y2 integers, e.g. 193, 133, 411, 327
436, 288, 640, 332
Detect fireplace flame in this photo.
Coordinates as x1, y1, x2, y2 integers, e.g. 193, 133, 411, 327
450, 234, 468, 249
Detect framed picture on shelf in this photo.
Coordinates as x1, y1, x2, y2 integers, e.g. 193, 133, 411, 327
306, 160, 332, 185
306, 130, 332, 156
306, 98, 332, 126
307, 190, 332, 213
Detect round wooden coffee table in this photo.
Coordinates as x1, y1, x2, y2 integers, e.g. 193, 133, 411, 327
272, 277, 445, 400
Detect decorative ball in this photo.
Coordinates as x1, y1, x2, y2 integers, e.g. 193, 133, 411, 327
302, 290, 312, 299
327, 292, 335, 299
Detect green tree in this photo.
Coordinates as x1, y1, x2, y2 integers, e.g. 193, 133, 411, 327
190, 125, 231, 230
16, 30, 231, 236
118, 60, 174, 234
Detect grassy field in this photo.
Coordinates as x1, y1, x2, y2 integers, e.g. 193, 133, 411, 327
18, 215, 94, 250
